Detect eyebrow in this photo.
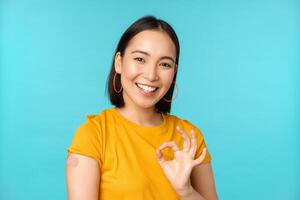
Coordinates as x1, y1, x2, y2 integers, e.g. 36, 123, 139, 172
131, 50, 176, 63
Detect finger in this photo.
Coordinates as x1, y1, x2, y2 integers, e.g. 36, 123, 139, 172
176, 126, 190, 151
157, 141, 180, 152
156, 148, 166, 164
189, 129, 198, 156
193, 148, 207, 166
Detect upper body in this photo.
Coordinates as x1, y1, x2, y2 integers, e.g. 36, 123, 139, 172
66, 15, 218, 200
66, 107, 215, 199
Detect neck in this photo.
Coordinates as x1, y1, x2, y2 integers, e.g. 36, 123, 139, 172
116, 95, 163, 127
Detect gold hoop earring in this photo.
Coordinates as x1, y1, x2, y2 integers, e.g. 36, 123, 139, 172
113, 72, 122, 93
163, 81, 178, 103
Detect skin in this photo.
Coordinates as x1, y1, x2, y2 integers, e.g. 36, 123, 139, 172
156, 126, 219, 200
114, 29, 178, 126
66, 29, 218, 200
66, 154, 100, 200
156, 127, 207, 191
66, 154, 79, 167
115, 29, 218, 199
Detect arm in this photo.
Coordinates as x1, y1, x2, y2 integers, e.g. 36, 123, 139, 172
178, 163, 218, 200
66, 153, 101, 200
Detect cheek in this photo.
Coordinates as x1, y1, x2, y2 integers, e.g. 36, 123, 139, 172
161, 71, 175, 87
121, 62, 140, 80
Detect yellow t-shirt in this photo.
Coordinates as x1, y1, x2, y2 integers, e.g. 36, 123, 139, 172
67, 107, 212, 200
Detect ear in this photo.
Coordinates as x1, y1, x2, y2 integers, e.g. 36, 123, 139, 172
114, 52, 122, 74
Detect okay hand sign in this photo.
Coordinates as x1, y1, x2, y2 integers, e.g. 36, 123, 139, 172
156, 126, 207, 192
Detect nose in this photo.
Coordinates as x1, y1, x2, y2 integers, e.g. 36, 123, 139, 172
143, 64, 159, 81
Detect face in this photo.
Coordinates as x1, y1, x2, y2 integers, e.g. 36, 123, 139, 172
114, 29, 177, 110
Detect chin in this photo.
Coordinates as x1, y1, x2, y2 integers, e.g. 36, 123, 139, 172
134, 98, 158, 110
137, 102, 156, 109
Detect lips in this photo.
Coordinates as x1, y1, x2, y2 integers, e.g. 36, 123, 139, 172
135, 83, 159, 93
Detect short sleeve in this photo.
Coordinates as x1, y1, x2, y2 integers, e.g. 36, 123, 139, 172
67, 115, 102, 166
194, 127, 212, 164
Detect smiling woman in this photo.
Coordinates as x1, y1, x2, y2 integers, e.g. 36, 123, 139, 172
113, 29, 177, 109
66, 15, 219, 200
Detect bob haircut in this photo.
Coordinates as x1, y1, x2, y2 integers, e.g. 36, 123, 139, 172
106, 15, 180, 114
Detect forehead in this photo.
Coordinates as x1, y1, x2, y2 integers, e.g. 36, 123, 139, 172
125, 30, 176, 58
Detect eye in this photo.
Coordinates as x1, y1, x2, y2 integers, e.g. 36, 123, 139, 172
160, 63, 172, 68
134, 57, 145, 63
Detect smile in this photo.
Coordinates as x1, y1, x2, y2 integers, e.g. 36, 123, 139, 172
135, 83, 158, 93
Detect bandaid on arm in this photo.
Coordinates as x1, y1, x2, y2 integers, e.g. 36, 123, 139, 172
66, 154, 79, 167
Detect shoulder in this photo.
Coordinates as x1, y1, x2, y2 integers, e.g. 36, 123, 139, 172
167, 113, 199, 129
73, 108, 109, 138
167, 114, 204, 140
80, 107, 115, 128
68, 108, 115, 151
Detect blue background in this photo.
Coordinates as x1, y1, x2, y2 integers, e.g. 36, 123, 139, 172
1, 0, 299, 199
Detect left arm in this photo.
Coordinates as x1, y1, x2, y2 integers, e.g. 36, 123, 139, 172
177, 163, 219, 200
156, 126, 218, 200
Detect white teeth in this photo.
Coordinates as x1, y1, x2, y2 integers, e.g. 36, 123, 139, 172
136, 83, 157, 92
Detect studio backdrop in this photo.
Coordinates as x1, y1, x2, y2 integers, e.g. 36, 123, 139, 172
0, 0, 299, 199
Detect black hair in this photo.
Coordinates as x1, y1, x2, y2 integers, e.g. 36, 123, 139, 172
106, 15, 180, 114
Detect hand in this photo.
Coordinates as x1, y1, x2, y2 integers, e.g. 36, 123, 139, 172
155, 126, 207, 193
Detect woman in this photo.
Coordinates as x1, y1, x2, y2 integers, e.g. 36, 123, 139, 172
66, 15, 218, 200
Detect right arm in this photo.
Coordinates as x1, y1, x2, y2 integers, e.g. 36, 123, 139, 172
66, 153, 101, 200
